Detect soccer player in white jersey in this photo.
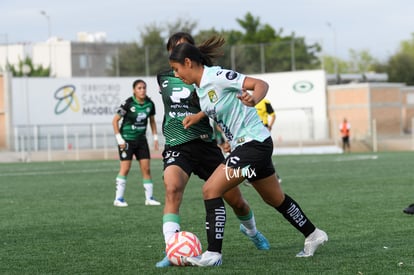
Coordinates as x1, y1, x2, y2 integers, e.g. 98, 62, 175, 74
168, 37, 328, 267
155, 33, 269, 268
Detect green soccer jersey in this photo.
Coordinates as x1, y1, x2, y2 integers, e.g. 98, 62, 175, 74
157, 70, 214, 146
116, 96, 155, 141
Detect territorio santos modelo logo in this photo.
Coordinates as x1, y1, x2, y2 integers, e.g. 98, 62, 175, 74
54, 83, 121, 115
54, 85, 80, 114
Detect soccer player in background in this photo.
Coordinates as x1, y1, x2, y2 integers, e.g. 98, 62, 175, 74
169, 37, 328, 266
155, 32, 269, 268
112, 79, 161, 207
403, 203, 414, 214
255, 98, 276, 131
340, 118, 351, 153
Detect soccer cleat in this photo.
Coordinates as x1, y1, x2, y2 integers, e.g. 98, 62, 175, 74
186, 251, 222, 267
113, 198, 128, 207
240, 224, 270, 250
403, 203, 414, 214
296, 228, 328, 257
145, 197, 161, 206
155, 255, 172, 268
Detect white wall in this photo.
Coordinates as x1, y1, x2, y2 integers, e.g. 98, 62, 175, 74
10, 70, 329, 141
253, 70, 328, 141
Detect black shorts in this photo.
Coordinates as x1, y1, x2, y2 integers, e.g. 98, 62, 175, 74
342, 136, 350, 144
224, 137, 275, 181
162, 139, 224, 181
118, 139, 150, 161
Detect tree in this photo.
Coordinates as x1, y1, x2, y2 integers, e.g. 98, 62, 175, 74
386, 33, 414, 85
8, 57, 50, 77
229, 12, 321, 73
347, 49, 377, 73
113, 13, 322, 76
111, 18, 199, 76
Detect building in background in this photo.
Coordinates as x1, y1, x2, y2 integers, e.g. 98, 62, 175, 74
0, 32, 121, 77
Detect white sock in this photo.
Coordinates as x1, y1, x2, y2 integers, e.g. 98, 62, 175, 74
239, 211, 258, 236
163, 221, 180, 244
115, 176, 126, 200
143, 182, 153, 200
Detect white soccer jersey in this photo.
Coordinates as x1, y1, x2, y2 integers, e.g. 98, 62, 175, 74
195, 65, 270, 149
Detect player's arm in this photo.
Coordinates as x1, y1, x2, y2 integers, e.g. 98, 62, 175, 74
182, 111, 206, 129
266, 102, 276, 130
213, 123, 230, 154
112, 114, 126, 149
149, 115, 159, 151
238, 76, 269, 107
267, 113, 276, 130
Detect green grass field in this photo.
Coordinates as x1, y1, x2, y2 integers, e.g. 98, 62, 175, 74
1, 152, 414, 274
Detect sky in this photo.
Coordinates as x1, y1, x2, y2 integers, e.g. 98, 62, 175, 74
1, 0, 413, 61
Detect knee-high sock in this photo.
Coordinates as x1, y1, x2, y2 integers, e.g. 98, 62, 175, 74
275, 194, 315, 237
205, 197, 226, 253
143, 178, 153, 200
115, 175, 126, 200
162, 213, 180, 244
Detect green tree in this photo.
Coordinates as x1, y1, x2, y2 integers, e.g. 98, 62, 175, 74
113, 13, 322, 76
139, 23, 168, 75
347, 49, 378, 73
111, 18, 199, 76
386, 34, 414, 85
229, 12, 321, 73
8, 57, 50, 77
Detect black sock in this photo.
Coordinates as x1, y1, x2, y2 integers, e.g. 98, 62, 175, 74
204, 197, 226, 253
275, 194, 315, 237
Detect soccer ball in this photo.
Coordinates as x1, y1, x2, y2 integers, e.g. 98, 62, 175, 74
165, 231, 202, 266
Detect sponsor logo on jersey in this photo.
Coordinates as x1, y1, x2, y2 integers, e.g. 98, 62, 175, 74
208, 90, 218, 103
225, 71, 238, 80
136, 112, 147, 122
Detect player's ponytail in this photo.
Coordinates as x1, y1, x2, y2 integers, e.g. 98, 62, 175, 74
169, 35, 225, 66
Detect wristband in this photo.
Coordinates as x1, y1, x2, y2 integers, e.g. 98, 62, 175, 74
115, 133, 125, 145
153, 134, 158, 141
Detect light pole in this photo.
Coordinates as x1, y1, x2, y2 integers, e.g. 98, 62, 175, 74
22, 64, 32, 162
40, 10, 51, 39
326, 22, 338, 79
40, 10, 52, 75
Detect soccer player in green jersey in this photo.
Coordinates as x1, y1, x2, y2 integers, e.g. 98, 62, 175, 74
169, 37, 328, 266
112, 79, 161, 207
155, 32, 269, 268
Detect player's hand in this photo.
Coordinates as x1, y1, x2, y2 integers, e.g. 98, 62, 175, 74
237, 89, 256, 107
183, 113, 204, 129
219, 141, 231, 153
119, 143, 126, 150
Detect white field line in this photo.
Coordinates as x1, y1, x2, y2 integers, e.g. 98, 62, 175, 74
0, 167, 118, 177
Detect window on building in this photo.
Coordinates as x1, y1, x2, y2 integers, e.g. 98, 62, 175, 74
79, 54, 89, 69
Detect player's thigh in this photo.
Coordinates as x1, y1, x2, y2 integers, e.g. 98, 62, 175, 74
203, 164, 244, 199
